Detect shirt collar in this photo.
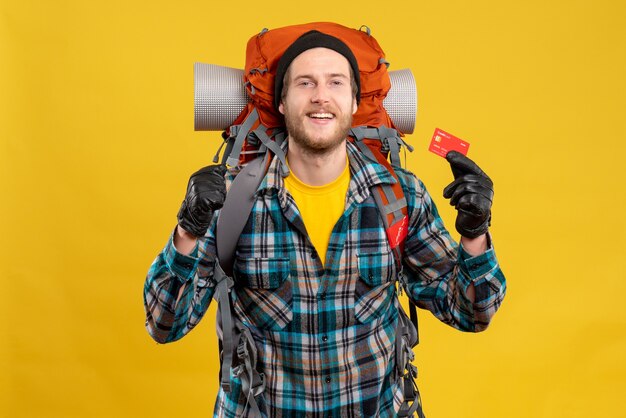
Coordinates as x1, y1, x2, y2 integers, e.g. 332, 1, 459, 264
256, 139, 398, 203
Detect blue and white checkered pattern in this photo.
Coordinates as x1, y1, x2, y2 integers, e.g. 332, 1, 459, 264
144, 142, 506, 417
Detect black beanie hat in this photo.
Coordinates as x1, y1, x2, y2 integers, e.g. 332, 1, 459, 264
274, 30, 361, 109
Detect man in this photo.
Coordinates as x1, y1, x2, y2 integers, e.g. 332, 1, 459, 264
144, 30, 506, 417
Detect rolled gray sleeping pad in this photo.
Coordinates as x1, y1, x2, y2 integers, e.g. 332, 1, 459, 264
194, 63, 418, 134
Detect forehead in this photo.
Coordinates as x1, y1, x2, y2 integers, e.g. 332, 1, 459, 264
288, 47, 351, 76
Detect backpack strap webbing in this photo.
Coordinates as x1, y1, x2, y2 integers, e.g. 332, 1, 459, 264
212, 264, 236, 391
350, 126, 414, 170
233, 326, 266, 416
224, 108, 259, 167
397, 361, 426, 418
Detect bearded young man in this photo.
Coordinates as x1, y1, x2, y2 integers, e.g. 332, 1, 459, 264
144, 30, 506, 417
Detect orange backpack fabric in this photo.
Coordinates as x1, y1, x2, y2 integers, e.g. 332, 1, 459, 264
240, 22, 396, 130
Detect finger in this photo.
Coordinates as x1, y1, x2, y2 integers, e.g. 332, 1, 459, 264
214, 164, 228, 176
456, 194, 492, 217
446, 151, 486, 178
448, 183, 493, 207
204, 188, 227, 210
193, 164, 228, 178
190, 169, 227, 193
443, 180, 457, 199
443, 174, 492, 199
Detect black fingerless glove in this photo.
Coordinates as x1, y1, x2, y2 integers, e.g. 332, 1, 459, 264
177, 164, 227, 237
443, 151, 494, 239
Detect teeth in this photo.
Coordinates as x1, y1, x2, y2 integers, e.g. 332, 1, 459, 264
309, 113, 333, 119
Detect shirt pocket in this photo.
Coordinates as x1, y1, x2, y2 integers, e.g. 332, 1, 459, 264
233, 257, 293, 331
354, 251, 396, 324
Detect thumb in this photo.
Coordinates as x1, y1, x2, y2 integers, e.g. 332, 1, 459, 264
446, 151, 485, 179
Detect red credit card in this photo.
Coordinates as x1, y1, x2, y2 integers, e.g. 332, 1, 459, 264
428, 128, 470, 158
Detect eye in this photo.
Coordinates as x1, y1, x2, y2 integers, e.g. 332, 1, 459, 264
297, 80, 314, 87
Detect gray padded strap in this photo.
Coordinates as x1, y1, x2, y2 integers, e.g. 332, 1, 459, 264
216, 154, 269, 277
226, 108, 259, 167
215, 179, 268, 405
214, 149, 271, 405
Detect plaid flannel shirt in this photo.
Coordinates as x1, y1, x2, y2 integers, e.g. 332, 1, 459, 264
144, 142, 506, 417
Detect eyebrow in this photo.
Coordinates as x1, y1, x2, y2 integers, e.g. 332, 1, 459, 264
293, 72, 350, 81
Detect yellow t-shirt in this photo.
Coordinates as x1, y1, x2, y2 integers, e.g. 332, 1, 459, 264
284, 161, 350, 266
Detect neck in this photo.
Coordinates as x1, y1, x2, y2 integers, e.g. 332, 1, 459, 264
286, 140, 348, 186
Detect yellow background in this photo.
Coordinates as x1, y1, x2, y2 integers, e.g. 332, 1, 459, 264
1, 0, 625, 417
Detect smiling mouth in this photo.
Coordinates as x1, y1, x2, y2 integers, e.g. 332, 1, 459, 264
308, 112, 335, 120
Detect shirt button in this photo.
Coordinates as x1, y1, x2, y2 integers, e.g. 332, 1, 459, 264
325, 376, 331, 384
322, 335, 328, 342
319, 292, 326, 300
311, 251, 318, 260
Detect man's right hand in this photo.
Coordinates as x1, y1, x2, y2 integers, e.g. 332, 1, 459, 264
177, 164, 227, 238
443, 151, 493, 239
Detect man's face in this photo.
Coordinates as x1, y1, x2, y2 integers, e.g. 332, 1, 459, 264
278, 47, 358, 155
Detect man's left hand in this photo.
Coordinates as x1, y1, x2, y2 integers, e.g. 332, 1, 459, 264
443, 151, 494, 239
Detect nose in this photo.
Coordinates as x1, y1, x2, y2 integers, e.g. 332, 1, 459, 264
311, 84, 330, 104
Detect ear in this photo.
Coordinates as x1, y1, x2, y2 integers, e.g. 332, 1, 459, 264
352, 98, 358, 115
279, 102, 285, 115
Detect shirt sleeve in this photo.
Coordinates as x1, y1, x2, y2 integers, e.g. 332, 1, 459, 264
401, 174, 506, 332
143, 216, 220, 343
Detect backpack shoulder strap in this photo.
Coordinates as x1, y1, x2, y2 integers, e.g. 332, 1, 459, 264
213, 155, 270, 416
369, 177, 419, 345
369, 166, 425, 418
215, 154, 270, 276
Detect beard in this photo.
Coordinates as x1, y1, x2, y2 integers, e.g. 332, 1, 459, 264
282, 104, 353, 156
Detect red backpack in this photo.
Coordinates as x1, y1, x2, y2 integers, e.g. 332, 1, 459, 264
208, 22, 424, 417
